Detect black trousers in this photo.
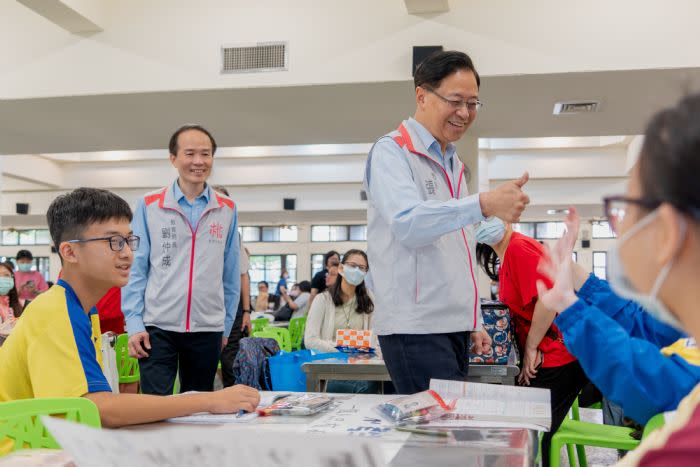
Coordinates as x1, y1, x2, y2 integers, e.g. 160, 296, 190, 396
527, 360, 589, 467
139, 326, 222, 395
378, 332, 470, 395
220, 311, 248, 387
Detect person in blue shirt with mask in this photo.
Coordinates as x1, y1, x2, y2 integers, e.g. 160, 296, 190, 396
536, 207, 700, 426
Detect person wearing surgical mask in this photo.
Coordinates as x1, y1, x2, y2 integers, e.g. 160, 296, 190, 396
13, 250, 48, 302
304, 249, 374, 354
539, 94, 700, 466
304, 250, 377, 393
475, 217, 588, 467
0, 262, 24, 327
535, 206, 700, 444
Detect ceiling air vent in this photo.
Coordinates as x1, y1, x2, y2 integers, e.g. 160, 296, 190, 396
553, 100, 601, 115
221, 42, 288, 73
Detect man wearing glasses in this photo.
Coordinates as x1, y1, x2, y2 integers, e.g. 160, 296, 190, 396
122, 124, 241, 395
364, 51, 530, 394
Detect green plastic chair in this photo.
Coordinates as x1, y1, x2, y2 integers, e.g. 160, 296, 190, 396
115, 333, 140, 384
550, 398, 640, 467
253, 327, 292, 352
251, 318, 270, 333
0, 398, 101, 454
288, 317, 307, 351
642, 413, 666, 439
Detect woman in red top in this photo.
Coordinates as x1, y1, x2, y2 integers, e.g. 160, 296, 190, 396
476, 217, 588, 467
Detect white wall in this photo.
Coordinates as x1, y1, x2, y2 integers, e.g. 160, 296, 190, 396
4, 0, 700, 99
0, 183, 368, 217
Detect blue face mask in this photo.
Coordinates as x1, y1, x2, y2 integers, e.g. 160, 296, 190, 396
340, 265, 367, 286
475, 217, 506, 245
17, 263, 32, 273
608, 209, 686, 331
0, 277, 14, 296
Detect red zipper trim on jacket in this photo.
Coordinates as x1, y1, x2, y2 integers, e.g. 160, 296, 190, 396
158, 196, 220, 333
394, 124, 479, 328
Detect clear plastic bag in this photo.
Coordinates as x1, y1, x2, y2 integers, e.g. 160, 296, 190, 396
376, 390, 454, 425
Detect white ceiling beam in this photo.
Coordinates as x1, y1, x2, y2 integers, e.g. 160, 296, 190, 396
17, 0, 104, 33
404, 0, 449, 14
2, 155, 64, 188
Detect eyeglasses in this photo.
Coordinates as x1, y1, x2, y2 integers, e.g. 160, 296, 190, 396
423, 87, 484, 112
67, 235, 141, 252
344, 262, 369, 272
603, 196, 661, 234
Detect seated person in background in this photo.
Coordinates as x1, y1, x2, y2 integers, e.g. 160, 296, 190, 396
275, 280, 312, 321
14, 249, 48, 301
537, 95, 700, 466
0, 188, 259, 429
309, 250, 341, 307
0, 262, 25, 343
304, 249, 377, 393
304, 249, 374, 353
538, 207, 700, 426
0, 262, 24, 323
254, 281, 270, 312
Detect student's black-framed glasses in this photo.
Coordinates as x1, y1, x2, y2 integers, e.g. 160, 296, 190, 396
67, 235, 141, 252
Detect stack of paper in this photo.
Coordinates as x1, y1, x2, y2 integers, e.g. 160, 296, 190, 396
428, 379, 551, 431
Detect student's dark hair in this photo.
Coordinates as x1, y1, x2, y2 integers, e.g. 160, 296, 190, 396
324, 250, 340, 268
16, 250, 33, 261
47, 188, 133, 258
0, 262, 24, 318
211, 185, 229, 196
414, 50, 481, 90
168, 124, 217, 156
258, 281, 269, 289
638, 94, 700, 221
476, 243, 500, 282
297, 280, 312, 293
329, 249, 374, 315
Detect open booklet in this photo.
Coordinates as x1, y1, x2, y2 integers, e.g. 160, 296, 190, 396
427, 379, 551, 432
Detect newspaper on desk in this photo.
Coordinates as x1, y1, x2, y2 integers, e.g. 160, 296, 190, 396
42, 416, 385, 467
428, 379, 551, 432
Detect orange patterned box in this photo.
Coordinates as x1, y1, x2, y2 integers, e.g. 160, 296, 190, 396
335, 329, 373, 348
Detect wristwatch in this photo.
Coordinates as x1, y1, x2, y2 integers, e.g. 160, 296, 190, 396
242, 309, 251, 314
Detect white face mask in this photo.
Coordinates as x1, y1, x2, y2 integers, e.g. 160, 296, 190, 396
340, 265, 367, 286
475, 217, 506, 245
608, 209, 686, 330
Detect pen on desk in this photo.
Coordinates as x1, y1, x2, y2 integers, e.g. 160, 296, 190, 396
395, 426, 449, 437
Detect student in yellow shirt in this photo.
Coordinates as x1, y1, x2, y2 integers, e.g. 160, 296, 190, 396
0, 188, 259, 427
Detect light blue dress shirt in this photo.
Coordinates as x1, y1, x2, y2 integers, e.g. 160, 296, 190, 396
365, 118, 484, 249
123, 180, 240, 337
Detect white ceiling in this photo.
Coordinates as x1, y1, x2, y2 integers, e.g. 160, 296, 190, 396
2, 67, 700, 155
